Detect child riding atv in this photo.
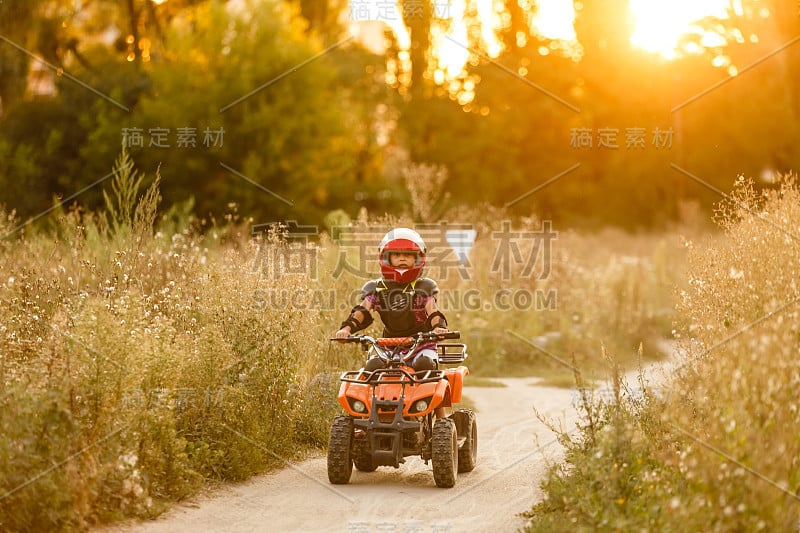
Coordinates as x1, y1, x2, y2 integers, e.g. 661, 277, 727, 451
329, 228, 476, 488
334, 227, 449, 376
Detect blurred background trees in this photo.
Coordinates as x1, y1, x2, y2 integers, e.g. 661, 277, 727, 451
0, 0, 797, 231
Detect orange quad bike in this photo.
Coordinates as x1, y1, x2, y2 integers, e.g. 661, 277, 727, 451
327, 331, 477, 488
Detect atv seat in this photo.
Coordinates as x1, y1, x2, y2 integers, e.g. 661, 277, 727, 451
437, 343, 468, 365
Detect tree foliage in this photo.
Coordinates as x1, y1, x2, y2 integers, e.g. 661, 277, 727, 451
0, 0, 798, 230
0, 0, 392, 228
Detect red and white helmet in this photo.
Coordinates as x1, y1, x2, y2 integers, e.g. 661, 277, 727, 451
379, 228, 426, 283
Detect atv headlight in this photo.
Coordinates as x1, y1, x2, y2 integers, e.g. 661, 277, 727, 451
410, 397, 433, 414
349, 399, 367, 413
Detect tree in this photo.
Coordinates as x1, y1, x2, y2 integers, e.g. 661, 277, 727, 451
383, 0, 800, 228
0, 0, 400, 228
0, 0, 48, 112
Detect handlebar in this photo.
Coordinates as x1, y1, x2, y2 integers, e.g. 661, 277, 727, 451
331, 330, 461, 366
330, 330, 460, 344
434, 330, 461, 340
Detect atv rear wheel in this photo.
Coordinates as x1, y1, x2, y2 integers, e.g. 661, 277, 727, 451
431, 418, 458, 488
327, 416, 354, 484
452, 409, 477, 473
352, 435, 377, 472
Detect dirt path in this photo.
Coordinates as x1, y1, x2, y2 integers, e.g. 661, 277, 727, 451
99, 355, 676, 533
100, 378, 584, 533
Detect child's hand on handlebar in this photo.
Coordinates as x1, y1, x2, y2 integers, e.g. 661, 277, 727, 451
335, 327, 351, 339
433, 326, 449, 335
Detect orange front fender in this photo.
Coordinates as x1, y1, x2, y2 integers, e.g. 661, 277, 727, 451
338, 380, 372, 416
444, 366, 469, 404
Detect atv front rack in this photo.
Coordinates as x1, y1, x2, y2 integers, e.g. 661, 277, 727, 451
340, 367, 445, 385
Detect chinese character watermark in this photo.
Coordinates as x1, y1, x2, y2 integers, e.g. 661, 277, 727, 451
570, 127, 674, 149
490, 220, 556, 281
248, 220, 558, 311
349, 0, 454, 21
252, 221, 319, 280
121, 126, 225, 149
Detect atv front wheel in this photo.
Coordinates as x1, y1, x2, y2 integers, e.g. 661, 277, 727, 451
452, 409, 477, 473
431, 418, 458, 488
327, 416, 354, 484
352, 435, 377, 472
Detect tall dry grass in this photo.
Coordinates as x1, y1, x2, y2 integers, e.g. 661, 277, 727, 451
526, 174, 800, 531
0, 151, 341, 531
0, 152, 692, 531
439, 221, 684, 378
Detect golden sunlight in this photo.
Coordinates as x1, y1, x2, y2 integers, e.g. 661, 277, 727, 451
355, 0, 578, 98
629, 0, 741, 60
428, 0, 576, 97
432, 0, 470, 83
528, 0, 576, 41
352, 0, 753, 100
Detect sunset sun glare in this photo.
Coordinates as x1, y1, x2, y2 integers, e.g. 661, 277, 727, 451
352, 0, 751, 98
629, 0, 740, 60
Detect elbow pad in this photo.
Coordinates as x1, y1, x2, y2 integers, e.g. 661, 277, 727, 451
425, 310, 448, 330
340, 305, 374, 332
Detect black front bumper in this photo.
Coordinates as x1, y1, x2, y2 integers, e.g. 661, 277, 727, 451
353, 396, 421, 468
